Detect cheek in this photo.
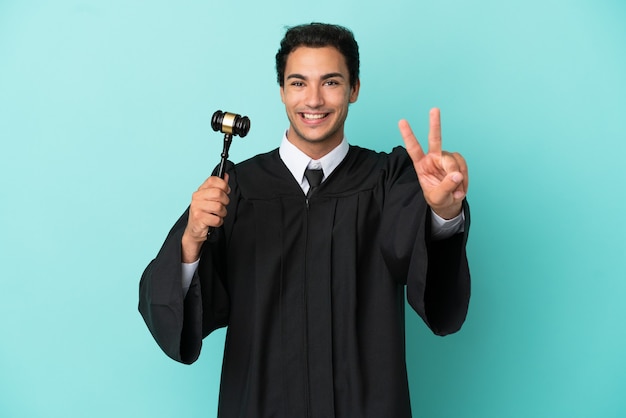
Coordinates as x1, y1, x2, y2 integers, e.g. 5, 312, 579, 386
282, 92, 299, 107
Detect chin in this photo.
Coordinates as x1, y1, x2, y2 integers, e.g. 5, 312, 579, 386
300, 130, 337, 144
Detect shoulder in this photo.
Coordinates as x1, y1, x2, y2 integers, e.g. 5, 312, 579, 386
343, 145, 413, 180
226, 149, 297, 198
346, 145, 409, 165
319, 145, 414, 195
224, 148, 282, 181
234, 148, 280, 171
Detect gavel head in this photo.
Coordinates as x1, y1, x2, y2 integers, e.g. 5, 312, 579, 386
211, 110, 251, 138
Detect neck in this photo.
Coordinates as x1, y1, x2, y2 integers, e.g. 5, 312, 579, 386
286, 133, 343, 160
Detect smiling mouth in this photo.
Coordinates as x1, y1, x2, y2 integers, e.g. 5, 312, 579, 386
300, 113, 329, 121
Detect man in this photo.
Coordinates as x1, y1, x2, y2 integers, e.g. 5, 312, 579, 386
139, 23, 470, 417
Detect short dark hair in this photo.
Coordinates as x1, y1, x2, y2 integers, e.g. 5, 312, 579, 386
275, 23, 360, 88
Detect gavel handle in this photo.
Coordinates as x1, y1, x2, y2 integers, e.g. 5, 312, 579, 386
208, 133, 233, 237
215, 133, 232, 179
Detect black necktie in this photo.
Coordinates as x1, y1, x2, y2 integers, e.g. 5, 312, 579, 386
304, 168, 324, 198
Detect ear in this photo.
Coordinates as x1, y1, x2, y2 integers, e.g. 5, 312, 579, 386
280, 86, 286, 104
349, 78, 361, 103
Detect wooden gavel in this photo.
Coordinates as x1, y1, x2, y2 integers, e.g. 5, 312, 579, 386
208, 110, 251, 236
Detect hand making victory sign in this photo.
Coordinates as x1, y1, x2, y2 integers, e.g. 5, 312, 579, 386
399, 108, 468, 220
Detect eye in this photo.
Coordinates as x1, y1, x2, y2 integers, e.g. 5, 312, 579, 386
290, 81, 305, 87
324, 80, 339, 86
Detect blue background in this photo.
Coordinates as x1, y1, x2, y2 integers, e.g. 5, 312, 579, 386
1, 1, 625, 417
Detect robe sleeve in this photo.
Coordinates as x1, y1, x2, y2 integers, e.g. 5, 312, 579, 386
138, 208, 230, 364
417, 200, 471, 335
380, 147, 471, 336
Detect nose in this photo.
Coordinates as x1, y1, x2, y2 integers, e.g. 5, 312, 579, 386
305, 85, 324, 108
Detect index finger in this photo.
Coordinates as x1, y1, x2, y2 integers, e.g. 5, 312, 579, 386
398, 119, 425, 163
198, 173, 230, 192
428, 108, 442, 154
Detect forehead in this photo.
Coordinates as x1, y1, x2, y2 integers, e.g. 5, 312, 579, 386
284, 46, 349, 76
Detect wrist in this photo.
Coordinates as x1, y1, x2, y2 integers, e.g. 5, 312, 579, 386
432, 203, 462, 220
181, 232, 203, 263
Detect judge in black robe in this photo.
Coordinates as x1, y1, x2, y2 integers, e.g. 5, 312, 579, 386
139, 144, 470, 417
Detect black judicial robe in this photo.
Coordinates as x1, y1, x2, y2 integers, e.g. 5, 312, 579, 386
139, 145, 471, 418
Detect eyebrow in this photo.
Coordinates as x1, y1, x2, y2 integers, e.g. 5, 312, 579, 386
286, 72, 346, 81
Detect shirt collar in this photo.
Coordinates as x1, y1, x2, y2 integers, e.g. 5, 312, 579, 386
279, 131, 349, 188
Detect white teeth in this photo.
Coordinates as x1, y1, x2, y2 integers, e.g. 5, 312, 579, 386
302, 113, 327, 120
